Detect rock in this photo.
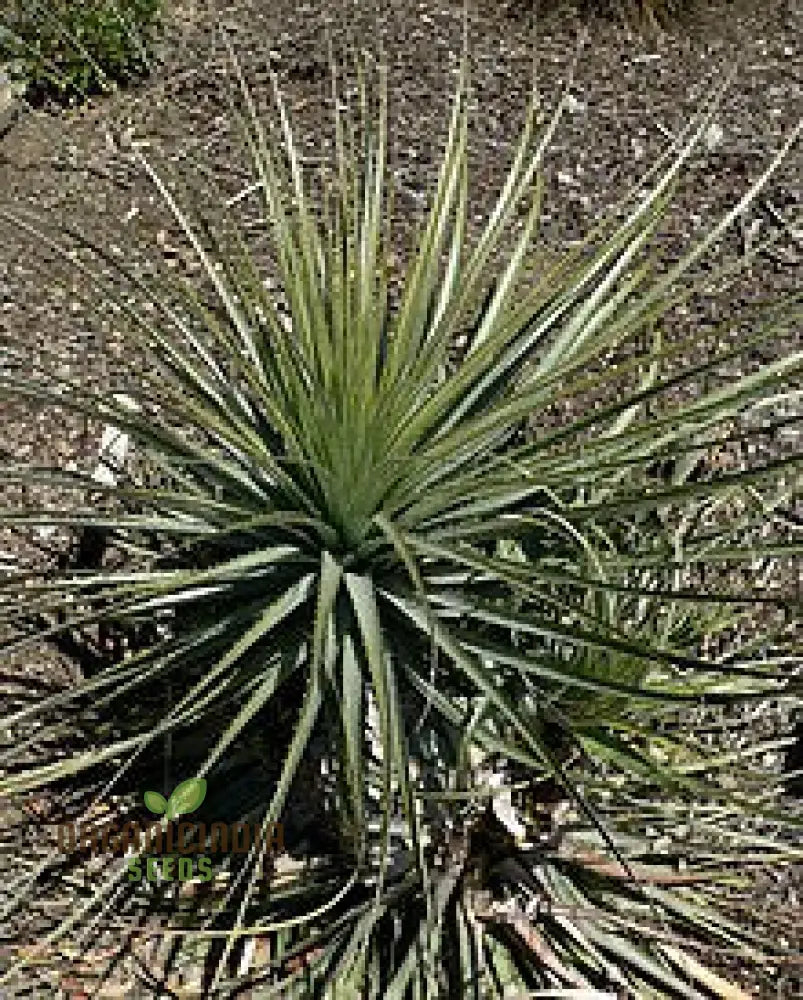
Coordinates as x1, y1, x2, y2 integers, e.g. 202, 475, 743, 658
705, 122, 725, 152
0, 66, 22, 139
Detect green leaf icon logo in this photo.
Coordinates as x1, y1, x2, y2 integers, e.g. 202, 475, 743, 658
165, 777, 207, 820
144, 790, 167, 815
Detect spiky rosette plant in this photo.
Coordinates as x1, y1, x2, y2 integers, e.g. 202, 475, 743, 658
0, 40, 801, 996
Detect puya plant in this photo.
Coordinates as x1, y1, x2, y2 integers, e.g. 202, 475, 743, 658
0, 33, 800, 997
